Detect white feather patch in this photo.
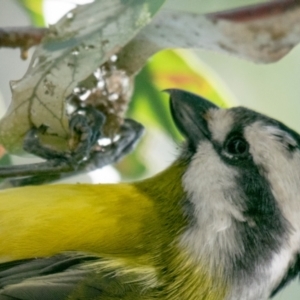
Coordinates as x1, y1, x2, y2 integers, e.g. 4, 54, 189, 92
180, 141, 244, 272
207, 109, 234, 143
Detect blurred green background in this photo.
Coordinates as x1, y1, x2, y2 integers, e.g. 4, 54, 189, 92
0, 1, 300, 298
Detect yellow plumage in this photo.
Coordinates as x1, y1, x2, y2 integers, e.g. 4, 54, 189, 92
0, 162, 228, 299
0, 161, 188, 260
0, 182, 157, 261
1, 88, 297, 299
0, 89, 239, 299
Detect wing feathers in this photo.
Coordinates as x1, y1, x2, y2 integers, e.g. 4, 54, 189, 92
0, 253, 97, 300
0, 253, 157, 300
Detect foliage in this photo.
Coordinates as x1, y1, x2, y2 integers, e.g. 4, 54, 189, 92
15, 0, 45, 26
118, 50, 235, 178
2, 0, 300, 178
0, 0, 165, 154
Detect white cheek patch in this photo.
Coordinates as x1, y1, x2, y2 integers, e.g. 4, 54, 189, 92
180, 141, 245, 271
207, 109, 234, 144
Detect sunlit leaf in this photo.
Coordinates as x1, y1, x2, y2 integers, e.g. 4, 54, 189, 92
115, 141, 147, 179
129, 49, 235, 139
121, 49, 235, 178
0, 154, 11, 167
16, 0, 45, 27
129, 67, 180, 139
0, 146, 6, 161
0, 0, 165, 154
149, 49, 236, 108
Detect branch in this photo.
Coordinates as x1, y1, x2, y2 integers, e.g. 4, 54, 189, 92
209, 0, 298, 22
0, 27, 48, 59
2, 1, 299, 68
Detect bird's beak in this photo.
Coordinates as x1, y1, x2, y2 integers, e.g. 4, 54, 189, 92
166, 89, 218, 149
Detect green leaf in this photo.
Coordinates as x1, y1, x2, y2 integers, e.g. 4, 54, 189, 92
129, 66, 181, 141
120, 49, 235, 178
15, 0, 45, 27
0, 154, 11, 167
0, 0, 165, 154
128, 49, 235, 142
148, 49, 236, 108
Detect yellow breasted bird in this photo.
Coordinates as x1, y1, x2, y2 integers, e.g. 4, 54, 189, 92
0, 89, 300, 300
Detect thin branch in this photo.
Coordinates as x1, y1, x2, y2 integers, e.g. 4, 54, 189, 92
1, 1, 300, 65
0, 27, 48, 59
0, 160, 72, 178
208, 0, 299, 22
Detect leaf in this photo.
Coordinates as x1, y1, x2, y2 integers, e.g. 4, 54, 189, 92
120, 49, 235, 178
15, 0, 45, 27
118, 1, 300, 75
0, 153, 11, 167
129, 67, 180, 140
129, 50, 235, 140
0, 0, 165, 154
149, 49, 236, 108
0, 146, 6, 161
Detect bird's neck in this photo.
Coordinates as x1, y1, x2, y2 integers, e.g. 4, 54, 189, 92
134, 160, 188, 241
156, 246, 229, 300
135, 161, 229, 300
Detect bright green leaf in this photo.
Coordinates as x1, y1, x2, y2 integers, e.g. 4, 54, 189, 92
129, 49, 236, 141
122, 49, 236, 178
148, 49, 236, 108
129, 67, 181, 141
15, 0, 45, 27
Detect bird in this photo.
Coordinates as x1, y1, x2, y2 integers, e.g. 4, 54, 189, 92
0, 89, 299, 300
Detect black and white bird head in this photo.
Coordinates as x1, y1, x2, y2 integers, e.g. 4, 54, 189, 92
168, 89, 300, 299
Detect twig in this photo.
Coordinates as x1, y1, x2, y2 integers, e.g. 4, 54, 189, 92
208, 0, 299, 22
0, 27, 48, 59
1, 1, 299, 64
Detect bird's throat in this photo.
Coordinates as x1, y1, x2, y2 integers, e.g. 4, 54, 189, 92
135, 162, 229, 300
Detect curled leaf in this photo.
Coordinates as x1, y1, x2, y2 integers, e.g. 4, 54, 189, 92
118, 0, 300, 75
0, 0, 165, 154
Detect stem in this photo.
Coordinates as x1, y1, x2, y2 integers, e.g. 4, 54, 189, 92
208, 0, 299, 22
0, 27, 48, 59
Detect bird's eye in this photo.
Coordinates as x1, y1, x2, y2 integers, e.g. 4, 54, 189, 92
225, 137, 249, 156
